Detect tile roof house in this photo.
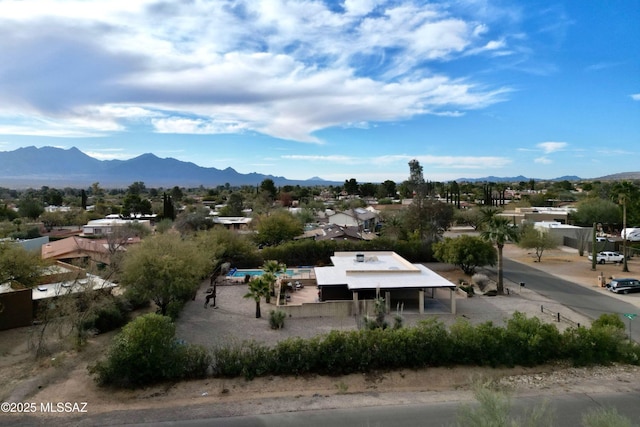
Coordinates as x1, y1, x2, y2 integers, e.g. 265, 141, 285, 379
41, 236, 139, 267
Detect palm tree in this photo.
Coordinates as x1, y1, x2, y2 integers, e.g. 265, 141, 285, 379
244, 277, 269, 318
481, 216, 519, 295
262, 260, 286, 303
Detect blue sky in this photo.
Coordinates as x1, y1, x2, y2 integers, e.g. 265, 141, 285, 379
0, 0, 638, 183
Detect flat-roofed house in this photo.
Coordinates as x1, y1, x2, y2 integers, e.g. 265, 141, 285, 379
314, 251, 456, 315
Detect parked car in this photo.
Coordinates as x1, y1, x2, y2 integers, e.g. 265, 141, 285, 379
588, 251, 625, 264
607, 278, 640, 294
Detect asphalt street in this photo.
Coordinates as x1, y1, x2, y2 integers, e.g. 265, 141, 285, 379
85, 392, 640, 426
498, 258, 640, 341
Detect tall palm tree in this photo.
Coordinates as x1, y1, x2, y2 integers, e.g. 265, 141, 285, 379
244, 277, 269, 318
481, 216, 519, 295
262, 260, 286, 303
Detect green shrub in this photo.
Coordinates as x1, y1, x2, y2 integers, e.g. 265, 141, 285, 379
165, 299, 185, 320
502, 312, 562, 367
583, 407, 633, 427
123, 288, 151, 310
178, 344, 212, 379
205, 312, 637, 380
405, 318, 452, 368
561, 325, 629, 366
458, 284, 474, 296
211, 340, 274, 380
272, 336, 320, 375
259, 238, 435, 267
81, 295, 130, 334
90, 313, 191, 387
269, 310, 286, 329
592, 313, 625, 330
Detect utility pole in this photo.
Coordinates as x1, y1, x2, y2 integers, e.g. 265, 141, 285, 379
622, 195, 629, 272
591, 222, 597, 271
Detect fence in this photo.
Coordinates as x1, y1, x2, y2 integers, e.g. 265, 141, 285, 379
540, 305, 581, 328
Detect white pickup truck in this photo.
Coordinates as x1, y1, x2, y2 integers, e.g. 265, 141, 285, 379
588, 251, 625, 264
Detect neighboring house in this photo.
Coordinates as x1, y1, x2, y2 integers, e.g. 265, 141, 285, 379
498, 206, 576, 225
44, 205, 72, 213
0, 262, 100, 331
328, 208, 380, 232
533, 221, 585, 240
314, 251, 456, 315
41, 236, 138, 267
211, 216, 253, 231
313, 224, 377, 242
82, 218, 152, 237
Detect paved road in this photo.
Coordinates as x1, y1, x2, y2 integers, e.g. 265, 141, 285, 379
23, 391, 632, 427
496, 258, 640, 341
5, 391, 639, 426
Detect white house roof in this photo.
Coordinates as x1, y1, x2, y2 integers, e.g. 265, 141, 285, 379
533, 221, 582, 230
32, 274, 118, 300
212, 217, 252, 225
314, 251, 454, 291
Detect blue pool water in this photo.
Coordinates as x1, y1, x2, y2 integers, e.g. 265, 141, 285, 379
228, 269, 310, 278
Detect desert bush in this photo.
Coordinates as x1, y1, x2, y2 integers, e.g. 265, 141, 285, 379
582, 407, 633, 427
206, 313, 638, 380
449, 320, 484, 365
561, 324, 631, 366
90, 314, 181, 386
403, 318, 452, 368
80, 295, 130, 334
456, 380, 554, 427
212, 340, 274, 380
591, 313, 625, 330
165, 299, 186, 321
269, 310, 286, 329
272, 337, 320, 375
178, 344, 212, 379
392, 314, 404, 330
458, 284, 475, 296
502, 312, 563, 367
89, 313, 208, 387
471, 273, 490, 291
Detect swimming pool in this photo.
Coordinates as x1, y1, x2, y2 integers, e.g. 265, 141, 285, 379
228, 268, 313, 278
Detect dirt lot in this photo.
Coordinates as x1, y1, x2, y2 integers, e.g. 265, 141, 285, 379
2, 245, 640, 424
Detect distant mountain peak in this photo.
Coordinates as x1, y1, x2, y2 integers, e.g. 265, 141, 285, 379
0, 146, 339, 188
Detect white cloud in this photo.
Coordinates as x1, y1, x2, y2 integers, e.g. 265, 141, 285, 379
0, 0, 514, 141
631, 93, 640, 101
537, 141, 567, 153
534, 156, 552, 164
152, 117, 247, 135
283, 153, 511, 170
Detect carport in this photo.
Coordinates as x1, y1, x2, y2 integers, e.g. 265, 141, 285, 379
314, 251, 457, 315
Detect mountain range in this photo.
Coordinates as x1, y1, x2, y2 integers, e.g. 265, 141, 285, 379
0, 146, 638, 188
0, 146, 337, 188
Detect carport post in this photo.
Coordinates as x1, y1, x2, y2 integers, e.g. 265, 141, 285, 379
385, 291, 391, 313
450, 287, 456, 315
419, 289, 424, 314
353, 291, 359, 316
